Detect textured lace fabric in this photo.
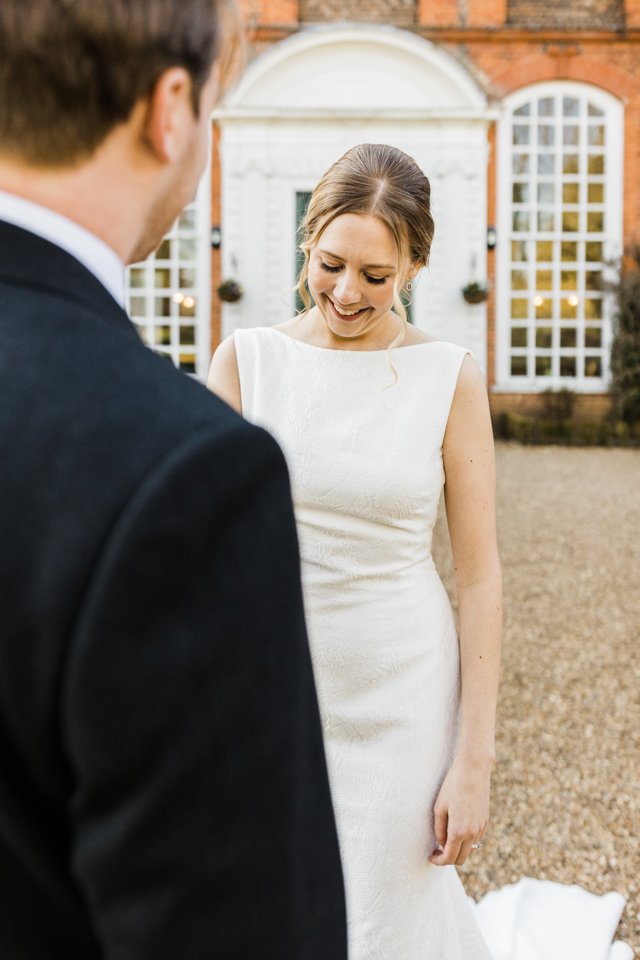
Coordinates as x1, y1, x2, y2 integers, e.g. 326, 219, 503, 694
236, 326, 493, 960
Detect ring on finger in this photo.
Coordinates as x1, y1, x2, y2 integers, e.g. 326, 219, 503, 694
470, 840, 485, 850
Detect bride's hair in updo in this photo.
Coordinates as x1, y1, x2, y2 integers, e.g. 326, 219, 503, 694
297, 143, 435, 334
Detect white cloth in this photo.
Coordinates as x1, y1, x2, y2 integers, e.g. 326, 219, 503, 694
0, 190, 125, 307
471, 878, 633, 960
236, 326, 492, 960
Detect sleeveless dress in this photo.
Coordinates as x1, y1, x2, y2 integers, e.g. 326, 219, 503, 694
235, 326, 493, 960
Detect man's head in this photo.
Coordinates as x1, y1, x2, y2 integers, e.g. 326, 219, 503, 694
0, 0, 241, 262
0, 0, 238, 166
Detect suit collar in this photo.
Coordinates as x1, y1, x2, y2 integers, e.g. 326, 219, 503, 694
0, 220, 135, 335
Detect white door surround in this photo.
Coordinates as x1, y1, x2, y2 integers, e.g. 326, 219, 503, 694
216, 24, 495, 369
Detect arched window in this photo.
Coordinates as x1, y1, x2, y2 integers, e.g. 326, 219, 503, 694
125, 175, 211, 380
497, 82, 622, 391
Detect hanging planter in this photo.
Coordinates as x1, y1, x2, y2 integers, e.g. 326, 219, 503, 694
462, 281, 489, 304
217, 279, 243, 303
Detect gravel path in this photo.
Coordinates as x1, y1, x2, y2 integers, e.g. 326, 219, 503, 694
432, 442, 640, 954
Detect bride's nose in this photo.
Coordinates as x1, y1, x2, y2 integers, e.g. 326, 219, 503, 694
333, 270, 361, 305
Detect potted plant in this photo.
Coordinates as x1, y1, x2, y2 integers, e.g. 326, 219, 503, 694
462, 281, 489, 304
217, 279, 243, 303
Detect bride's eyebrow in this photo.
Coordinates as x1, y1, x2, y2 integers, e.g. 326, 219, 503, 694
317, 248, 395, 271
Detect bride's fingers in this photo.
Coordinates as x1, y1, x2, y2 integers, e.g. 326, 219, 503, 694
455, 840, 474, 865
433, 806, 448, 850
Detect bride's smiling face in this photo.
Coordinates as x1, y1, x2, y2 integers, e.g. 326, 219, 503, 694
307, 213, 402, 343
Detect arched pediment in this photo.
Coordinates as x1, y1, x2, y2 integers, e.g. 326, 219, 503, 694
221, 24, 488, 118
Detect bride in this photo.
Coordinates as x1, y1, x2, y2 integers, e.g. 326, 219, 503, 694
209, 142, 502, 959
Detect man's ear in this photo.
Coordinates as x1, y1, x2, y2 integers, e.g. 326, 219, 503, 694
143, 67, 195, 163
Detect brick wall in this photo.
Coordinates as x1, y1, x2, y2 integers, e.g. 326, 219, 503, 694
507, 0, 625, 28
300, 0, 417, 26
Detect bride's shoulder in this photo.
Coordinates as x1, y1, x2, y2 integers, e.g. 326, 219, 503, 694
402, 327, 439, 347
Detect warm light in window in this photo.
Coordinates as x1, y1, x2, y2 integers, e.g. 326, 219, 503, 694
173, 292, 185, 304
568, 295, 579, 307
183, 296, 196, 309
533, 295, 544, 307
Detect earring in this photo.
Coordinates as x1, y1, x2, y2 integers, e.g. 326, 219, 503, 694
406, 281, 413, 292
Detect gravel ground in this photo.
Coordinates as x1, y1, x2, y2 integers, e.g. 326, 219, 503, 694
432, 442, 640, 954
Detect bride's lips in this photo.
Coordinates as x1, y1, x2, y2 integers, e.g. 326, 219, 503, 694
327, 298, 369, 322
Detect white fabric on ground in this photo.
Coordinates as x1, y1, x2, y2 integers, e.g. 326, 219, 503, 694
471, 878, 633, 960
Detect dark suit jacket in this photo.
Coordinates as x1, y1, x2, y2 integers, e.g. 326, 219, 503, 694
0, 221, 346, 959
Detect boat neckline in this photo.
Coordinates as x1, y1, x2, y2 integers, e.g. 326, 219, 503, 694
265, 326, 443, 354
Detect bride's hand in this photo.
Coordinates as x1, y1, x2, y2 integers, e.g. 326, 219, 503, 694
428, 756, 492, 867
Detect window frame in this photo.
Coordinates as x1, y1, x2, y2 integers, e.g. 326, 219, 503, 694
495, 81, 623, 393
125, 174, 211, 381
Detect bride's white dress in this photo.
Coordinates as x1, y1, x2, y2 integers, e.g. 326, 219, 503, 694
235, 326, 493, 960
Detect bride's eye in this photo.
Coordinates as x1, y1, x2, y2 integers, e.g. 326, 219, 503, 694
320, 262, 342, 273
366, 275, 387, 285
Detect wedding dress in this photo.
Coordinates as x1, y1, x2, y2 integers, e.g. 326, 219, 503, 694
235, 326, 492, 959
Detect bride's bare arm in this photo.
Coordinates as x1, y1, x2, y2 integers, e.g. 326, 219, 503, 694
207, 335, 243, 413
430, 354, 502, 867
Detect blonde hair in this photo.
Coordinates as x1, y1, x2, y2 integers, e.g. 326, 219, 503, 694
296, 143, 435, 352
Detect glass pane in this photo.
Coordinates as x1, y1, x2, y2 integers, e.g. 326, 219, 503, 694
154, 325, 172, 345
588, 125, 605, 146
586, 242, 603, 262
129, 268, 146, 287
179, 296, 197, 318
538, 211, 555, 231
561, 242, 578, 262
585, 326, 602, 348
178, 208, 196, 229
560, 327, 577, 348
156, 239, 172, 260
179, 238, 197, 259
588, 103, 604, 117
535, 298, 552, 319
563, 183, 580, 204
511, 327, 528, 347
539, 97, 555, 116
154, 268, 171, 288
511, 298, 529, 319
515, 103, 531, 116
561, 270, 578, 289
536, 356, 553, 376
585, 356, 603, 377
588, 154, 605, 175
536, 241, 553, 262
511, 270, 529, 290
585, 298, 603, 320
536, 270, 553, 290
179, 356, 197, 374
563, 125, 580, 147
538, 154, 555, 175
513, 125, 530, 145
512, 241, 528, 262
513, 211, 530, 231
536, 327, 552, 348
511, 356, 528, 376
587, 211, 604, 233
560, 298, 578, 319
134, 323, 149, 345
513, 154, 530, 174
563, 154, 579, 174
179, 268, 196, 289
179, 326, 196, 346
588, 183, 604, 203
563, 97, 580, 117
538, 125, 555, 146
538, 183, 555, 203
562, 212, 579, 232
513, 183, 529, 203
560, 356, 577, 376
155, 296, 172, 317
586, 271, 602, 291
129, 296, 146, 316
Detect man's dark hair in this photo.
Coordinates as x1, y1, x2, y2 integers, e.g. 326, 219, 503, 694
0, 0, 239, 166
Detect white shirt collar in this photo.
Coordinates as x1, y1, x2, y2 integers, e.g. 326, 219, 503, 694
0, 191, 126, 308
